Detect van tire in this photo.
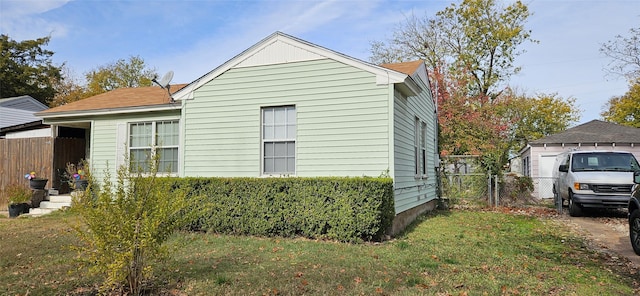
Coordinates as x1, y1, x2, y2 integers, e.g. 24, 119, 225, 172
568, 192, 582, 217
630, 209, 640, 255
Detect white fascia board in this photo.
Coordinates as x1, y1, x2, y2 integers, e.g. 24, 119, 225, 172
37, 104, 181, 120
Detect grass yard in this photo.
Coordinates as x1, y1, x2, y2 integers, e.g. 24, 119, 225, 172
1, 208, 638, 295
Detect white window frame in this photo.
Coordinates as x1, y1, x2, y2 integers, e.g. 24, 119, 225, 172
262, 106, 296, 176
128, 120, 179, 174
421, 121, 428, 178
414, 117, 421, 177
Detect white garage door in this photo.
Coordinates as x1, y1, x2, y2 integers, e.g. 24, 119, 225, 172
537, 154, 558, 199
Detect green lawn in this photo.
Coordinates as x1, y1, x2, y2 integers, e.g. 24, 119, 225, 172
1, 209, 638, 295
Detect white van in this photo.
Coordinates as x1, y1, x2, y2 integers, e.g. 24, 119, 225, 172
552, 150, 640, 216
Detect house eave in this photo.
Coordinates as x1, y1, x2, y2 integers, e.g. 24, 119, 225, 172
37, 103, 181, 120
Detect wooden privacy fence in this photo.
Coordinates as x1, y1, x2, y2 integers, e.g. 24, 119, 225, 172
0, 137, 85, 197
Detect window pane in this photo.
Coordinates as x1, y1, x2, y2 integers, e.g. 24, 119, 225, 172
263, 125, 274, 139
130, 123, 152, 147
158, 147, 178, 173
274, 124, 286, 139
130, 149, 151, 172
274, 142, 287, 156
274, 157, 286, 172
287, 157, 295, 172
287, 107, 296, 123
264, 158, 275, 173
287, 142, 295, 156
275, 108, 286, 124
157, 121, 178, 146
263, 108, 274, 125
264, 142, 274, 157
287, 125, 296, 138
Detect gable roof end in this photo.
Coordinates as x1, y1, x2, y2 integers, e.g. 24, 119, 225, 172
173, 31, 423, 101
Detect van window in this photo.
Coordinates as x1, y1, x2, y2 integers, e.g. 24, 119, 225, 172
571, 152, 640, 172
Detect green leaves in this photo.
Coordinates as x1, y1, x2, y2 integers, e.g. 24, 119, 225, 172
174, 177, 395, 243
72, 157, 189, 295
0, 34, 62, 105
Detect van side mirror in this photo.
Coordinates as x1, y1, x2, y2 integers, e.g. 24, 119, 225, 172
634, 171, 640, 184
559, 164, 569, 172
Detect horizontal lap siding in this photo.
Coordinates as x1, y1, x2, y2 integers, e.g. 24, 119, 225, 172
90, 112, 180, 182
183, 59, 391, 177
393, 81, 438, 214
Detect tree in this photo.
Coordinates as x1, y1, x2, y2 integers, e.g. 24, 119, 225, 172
85, 55, 157, 96
508, 92, 581, 147
0, 34, 62, 105
601, 80, 640, 128
49, 65, 92, 107
600, 25, 640, 81
370, 0, 535, 99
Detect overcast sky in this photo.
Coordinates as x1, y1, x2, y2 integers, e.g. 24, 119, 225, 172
1, 0, 638, 124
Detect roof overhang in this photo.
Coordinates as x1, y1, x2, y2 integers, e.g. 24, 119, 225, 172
38, 103, 181, 121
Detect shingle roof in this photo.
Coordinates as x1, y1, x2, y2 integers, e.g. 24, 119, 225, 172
380, 60, 423, 75
39, 84, 187, 115
530, 120, 640, 144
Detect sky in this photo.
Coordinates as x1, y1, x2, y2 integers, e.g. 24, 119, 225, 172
1, 0, 638, 125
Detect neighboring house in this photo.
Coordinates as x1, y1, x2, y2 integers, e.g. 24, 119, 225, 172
0, 95, 49, 138
0, 95, 87, 194
518, 120, 640, 198
37, 32, 439, 234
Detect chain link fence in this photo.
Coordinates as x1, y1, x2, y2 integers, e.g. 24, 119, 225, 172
439, 171, 555, 207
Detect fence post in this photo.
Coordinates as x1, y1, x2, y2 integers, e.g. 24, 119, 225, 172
487, 174, 492, 206
494, 175, 499, 207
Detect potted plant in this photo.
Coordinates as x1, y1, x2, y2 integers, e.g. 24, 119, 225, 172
6, 183, 32, 218
64, 161, 88, 191
25, 171, 48, 190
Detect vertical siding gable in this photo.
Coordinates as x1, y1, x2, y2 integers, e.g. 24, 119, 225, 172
237, 39, 324, 68
183, 59, 392, 177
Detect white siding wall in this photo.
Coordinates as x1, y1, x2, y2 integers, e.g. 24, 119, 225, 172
393, 82, 438, 214
183, 59, 392, 177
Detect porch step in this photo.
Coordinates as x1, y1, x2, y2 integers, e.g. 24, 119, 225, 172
24, 194, 73, 217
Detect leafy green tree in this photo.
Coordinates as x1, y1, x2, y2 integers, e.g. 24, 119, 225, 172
508, 92, 581, 146
72, 157, 189, 295
0, 34, 62, 105
85, 55, 157, 96
601, 80, 640, 127
370, 0, 535, 99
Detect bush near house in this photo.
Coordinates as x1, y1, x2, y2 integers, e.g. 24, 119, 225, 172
165, 177, 395, 242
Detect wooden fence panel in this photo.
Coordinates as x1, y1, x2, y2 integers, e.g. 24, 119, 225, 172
0, 137, 54, 198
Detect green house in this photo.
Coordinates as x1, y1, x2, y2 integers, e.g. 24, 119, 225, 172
38, 32, 439, 234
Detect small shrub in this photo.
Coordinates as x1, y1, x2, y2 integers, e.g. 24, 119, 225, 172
6, 183, 32, 204
72, 157, 190, 295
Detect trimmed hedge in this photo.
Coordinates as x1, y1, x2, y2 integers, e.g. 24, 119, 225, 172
163, 177, 394, 242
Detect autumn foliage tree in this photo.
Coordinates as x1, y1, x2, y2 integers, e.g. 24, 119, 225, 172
371, 0, 581, 175
601, 80, 640, 128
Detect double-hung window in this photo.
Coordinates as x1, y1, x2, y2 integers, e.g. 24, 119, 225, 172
129, 120, 179, 173
421, 121, 427, 176
262, 106, 296, 175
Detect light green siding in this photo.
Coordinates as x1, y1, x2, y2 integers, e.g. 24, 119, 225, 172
183, 59, 391, 177
393, 80, 438, 214
88, 111, 180, 183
